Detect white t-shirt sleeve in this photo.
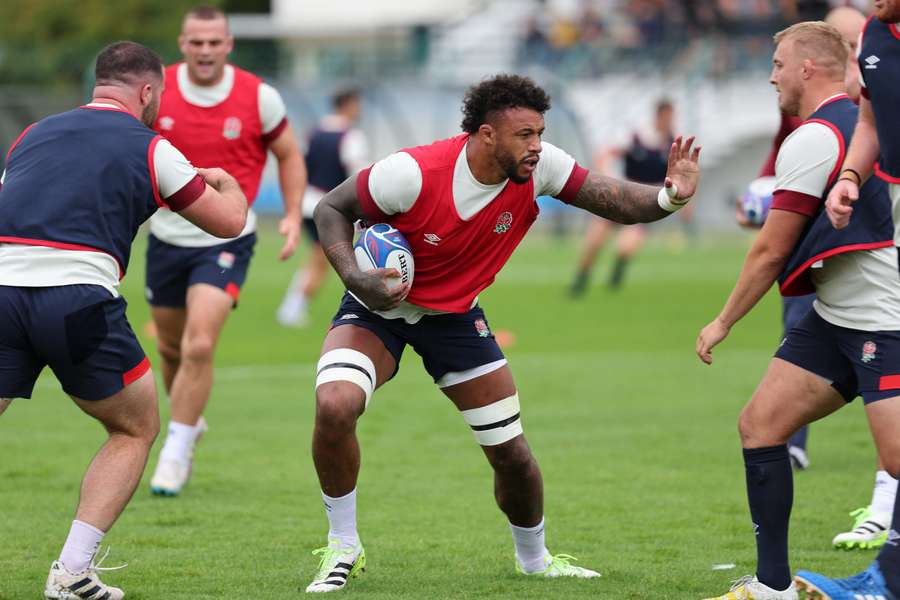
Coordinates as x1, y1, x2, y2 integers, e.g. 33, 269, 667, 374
153, 139, 199, 199
258, 83, 288, 135
857, 31, 869, 91
774, 123, 840, 197
366, 151, 422, 215
535, 141, 578, 197
340, 128, 370, 174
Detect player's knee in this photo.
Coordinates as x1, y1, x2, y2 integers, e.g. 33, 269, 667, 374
156, 338, 181, 364
105, 402, 159, 446
737, 406, 765, 445
181, 333, 216, 364
315, 384, 364, 433
738, 407, 788, 447
882, 455, 900, 480
138, 413, 161, 446
488, 436, 535, 475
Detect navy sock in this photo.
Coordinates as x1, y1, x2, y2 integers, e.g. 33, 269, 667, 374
788, 426, 808, 451
744, 445, 793, 591
570, 268, 590, 296
877, 478, 900, 595
608, 256, 629, 289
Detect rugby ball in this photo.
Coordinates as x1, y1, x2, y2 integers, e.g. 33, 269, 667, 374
354, 223, 414, 296
741, 176, 776, 226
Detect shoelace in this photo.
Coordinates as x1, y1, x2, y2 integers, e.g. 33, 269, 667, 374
548, 554, 580, 572
310, 546, 352, 580
90, 546, 128, 574
728, 575, 756, 596
848, 507, 871, 529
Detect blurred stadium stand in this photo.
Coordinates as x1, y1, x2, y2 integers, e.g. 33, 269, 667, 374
1, 0, 857, 230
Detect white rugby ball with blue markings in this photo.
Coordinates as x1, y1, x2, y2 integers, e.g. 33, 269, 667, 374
741, 176, 776, 226
354, 223, 414, 296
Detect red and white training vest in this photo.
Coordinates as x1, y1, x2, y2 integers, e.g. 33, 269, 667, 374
358, 134, 585, 313
155, 63, 267, 204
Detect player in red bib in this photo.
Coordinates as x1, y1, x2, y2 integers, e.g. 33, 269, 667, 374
145, 6, 307, 497
302, 74, 702, 592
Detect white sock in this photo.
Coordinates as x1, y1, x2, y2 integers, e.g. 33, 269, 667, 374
510, 518, 550, 573
159, 420, 200, 463
872, 470, 898, 516
294, 293, 308, 315
59, 520, 104, 574
323, 489, 359, 549
277, 273, 309, 320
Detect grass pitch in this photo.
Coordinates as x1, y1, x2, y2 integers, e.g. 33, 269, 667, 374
0, 222, 882, 599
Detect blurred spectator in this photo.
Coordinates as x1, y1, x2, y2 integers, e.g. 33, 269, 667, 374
517, 0, 856, 77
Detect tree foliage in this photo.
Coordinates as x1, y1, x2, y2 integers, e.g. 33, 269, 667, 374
0, 0, 229, 85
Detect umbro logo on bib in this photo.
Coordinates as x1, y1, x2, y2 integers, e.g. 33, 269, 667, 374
865, 55, 880, 70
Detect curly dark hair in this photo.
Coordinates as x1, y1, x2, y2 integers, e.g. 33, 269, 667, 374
460, 74, 551, 134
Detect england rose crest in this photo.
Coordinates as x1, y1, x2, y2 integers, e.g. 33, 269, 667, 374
474, 319, 491, 338
494, 211, 513, 234
222, 116, 242, 140
218, 251, 235, 270
862, 341, 877, 363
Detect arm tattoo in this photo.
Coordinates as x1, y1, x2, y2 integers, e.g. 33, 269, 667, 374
569, 172, 669, 224
314, 176, 368, 285
322, 241, 358, 286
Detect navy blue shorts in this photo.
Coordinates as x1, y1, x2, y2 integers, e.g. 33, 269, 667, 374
329, 292, 505, 384
776, 308, 900, 404
0, 285, 149, 401
145, 233, 256, 307
303, 218, 320, 245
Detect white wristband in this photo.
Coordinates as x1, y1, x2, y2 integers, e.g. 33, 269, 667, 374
657, 185, 688, 212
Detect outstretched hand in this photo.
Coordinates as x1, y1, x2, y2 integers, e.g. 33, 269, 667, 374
665, 136, 702, 201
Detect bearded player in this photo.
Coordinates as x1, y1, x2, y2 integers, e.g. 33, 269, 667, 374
302, 74, 701, 592
697, 21, 900, 600
0, 42, 247, 599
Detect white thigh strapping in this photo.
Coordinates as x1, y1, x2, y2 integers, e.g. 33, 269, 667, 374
460, 393, 522, 446
316, 349, 377, 407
